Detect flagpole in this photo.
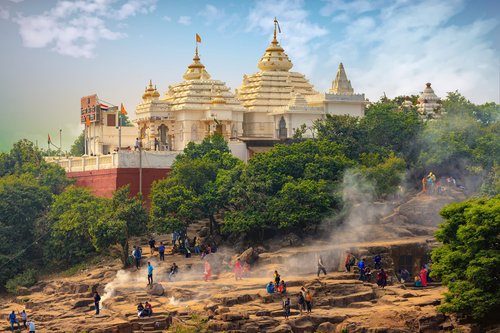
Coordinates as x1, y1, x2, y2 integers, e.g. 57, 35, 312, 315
119, 113, 122, 150
59, 129, 62, 155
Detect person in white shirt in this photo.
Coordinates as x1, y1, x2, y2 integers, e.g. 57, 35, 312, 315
19, 310, 27, 329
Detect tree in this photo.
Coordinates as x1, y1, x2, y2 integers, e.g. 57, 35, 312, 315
92, 185, 148, 267
431, 196, 500, 321
0, 175, 52, 289
314, 114, 364, 159
70, 131, 85, 156
359, 153, 406, 198
46, 186, 108, 267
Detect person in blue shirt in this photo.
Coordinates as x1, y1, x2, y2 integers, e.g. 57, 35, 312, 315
373, 254, 382, 269
266, 281, 275, 294
147, 262, 154, 285
8, 311, 21, 331
158, 242, 165, 261
358, 258, 366, 281
134, 245, 142, 270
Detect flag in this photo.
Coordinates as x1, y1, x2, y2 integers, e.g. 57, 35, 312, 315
47, 133, 51, 144
85, 115, 90, 126
196, 33, 201, 43
100, 103, 109, 111
120, 103, 127, 115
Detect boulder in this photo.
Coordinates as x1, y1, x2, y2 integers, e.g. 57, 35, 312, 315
418, 313, 445, 332
268, 323, 294, 333
16, 287, 30, 296
199, 226, 209, 237
317, 322, 337, 333
237, 247, 258, 264
147, 283, 164, 296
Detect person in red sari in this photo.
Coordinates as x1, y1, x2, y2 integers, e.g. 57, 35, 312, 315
234, 259, 243, 280
204, 260, 212, 282
420, 266, 428, 287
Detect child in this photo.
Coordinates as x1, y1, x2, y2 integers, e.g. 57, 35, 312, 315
283, 297, 291, 319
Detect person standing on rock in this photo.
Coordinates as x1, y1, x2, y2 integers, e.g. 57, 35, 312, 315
19, 310, 27, 329
234, 259, 243, 280
305, 291, 313, 313
93, 291, 101, 315
148, 237, 156, 255
358, 258, 366, 281
274, 270, 281, 288
204, 260, 212, 281
134, 245, 142, 270
194, 237, 201, 255
159, 242, 165, 261
283, 297, 291, 320
147, 262, 154, 285
8, 310, 21, 331
377, 269, 388, 288
420, 266, 428, 287
297, 292, 305, 315
317, 255, 327, 277
373, 254, 382, 269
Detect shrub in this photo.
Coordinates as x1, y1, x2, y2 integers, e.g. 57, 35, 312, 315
5, 269, 38, 294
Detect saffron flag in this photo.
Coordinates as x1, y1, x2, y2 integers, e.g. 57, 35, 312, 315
47, 133, 51, 144
100, 103, 109, 111
85, 115, 90, 126
196, 33, 201, 43
120, 103, 127, 115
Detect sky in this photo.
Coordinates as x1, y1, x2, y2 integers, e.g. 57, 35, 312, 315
0, 0, 498, 152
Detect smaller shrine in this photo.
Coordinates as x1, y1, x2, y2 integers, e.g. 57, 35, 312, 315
417, 83, 445, 120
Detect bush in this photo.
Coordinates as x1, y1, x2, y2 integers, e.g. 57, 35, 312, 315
5, 269, 38, 294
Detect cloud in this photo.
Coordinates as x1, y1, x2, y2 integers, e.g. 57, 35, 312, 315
162, 15, 172, 22
178, 15, 191, 26
197, 4, 240, 32
12, 0, 157, 58
0, 6, 9, 20
247, 0, 328, 77
321, 0, 499, 103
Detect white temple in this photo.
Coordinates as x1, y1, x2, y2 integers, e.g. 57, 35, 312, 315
417, 83, 445, 120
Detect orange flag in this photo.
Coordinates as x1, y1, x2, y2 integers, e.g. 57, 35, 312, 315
196, 33, 201, 43
120, 103, 127, 115
85, 115, 90, 126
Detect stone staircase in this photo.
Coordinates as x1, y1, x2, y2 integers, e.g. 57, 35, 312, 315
127, 311, 172, 333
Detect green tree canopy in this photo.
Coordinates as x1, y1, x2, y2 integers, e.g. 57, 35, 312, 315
431, 196, 500, 321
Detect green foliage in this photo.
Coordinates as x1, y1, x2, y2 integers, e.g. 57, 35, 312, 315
359, 154, 406, 198
150, 135, 242, 235
5, 269, 38, 294
46, 186, 108, 267
0, 139, 73, 194
314, 114, 364, 159
0, 175, 52, 289
431, 196, 500, 321
70, 130, 85, 156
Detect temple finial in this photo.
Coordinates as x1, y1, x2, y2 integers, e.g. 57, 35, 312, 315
273, 17, 277, 40
195, 45, 199, 57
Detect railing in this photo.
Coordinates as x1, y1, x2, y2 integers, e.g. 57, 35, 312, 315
46, 151, 179, 173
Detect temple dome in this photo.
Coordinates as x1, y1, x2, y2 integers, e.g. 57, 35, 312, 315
257, 18, 293, 72
183, 46, 211, 81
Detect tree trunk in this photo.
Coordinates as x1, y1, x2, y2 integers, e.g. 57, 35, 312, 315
209, 214, 216, 235
121, 241, 130, 268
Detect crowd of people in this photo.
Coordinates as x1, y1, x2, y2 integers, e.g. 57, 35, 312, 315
422, 172, 463, 195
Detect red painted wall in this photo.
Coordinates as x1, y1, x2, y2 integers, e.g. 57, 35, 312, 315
67, 168, 171, 200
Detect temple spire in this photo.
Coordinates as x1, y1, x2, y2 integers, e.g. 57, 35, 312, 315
257, 17, 292, 72
183, 43, 211, 81
330, 63, 354, 95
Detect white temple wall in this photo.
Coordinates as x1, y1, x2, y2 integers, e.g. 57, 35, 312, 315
325, 102, 365, 118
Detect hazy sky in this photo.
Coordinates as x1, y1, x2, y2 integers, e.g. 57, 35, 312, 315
0, 0, 498, 152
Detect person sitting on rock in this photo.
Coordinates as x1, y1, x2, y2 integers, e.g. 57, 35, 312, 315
143, 302, 153, 317
364, 267, 372, 282
415, 275, 423, 287
278, 280, 287, 294
273, 270, 281, 288
266, 281, 275, 294
283, 297, 291, 320
377, 269, 388, 288
137, 303, 145, 318
168, 263, 178, 281
399, 268, 410, 283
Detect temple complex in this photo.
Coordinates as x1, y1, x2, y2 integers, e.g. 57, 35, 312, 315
135, 46, 245, 151
417, 83, 445, 120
